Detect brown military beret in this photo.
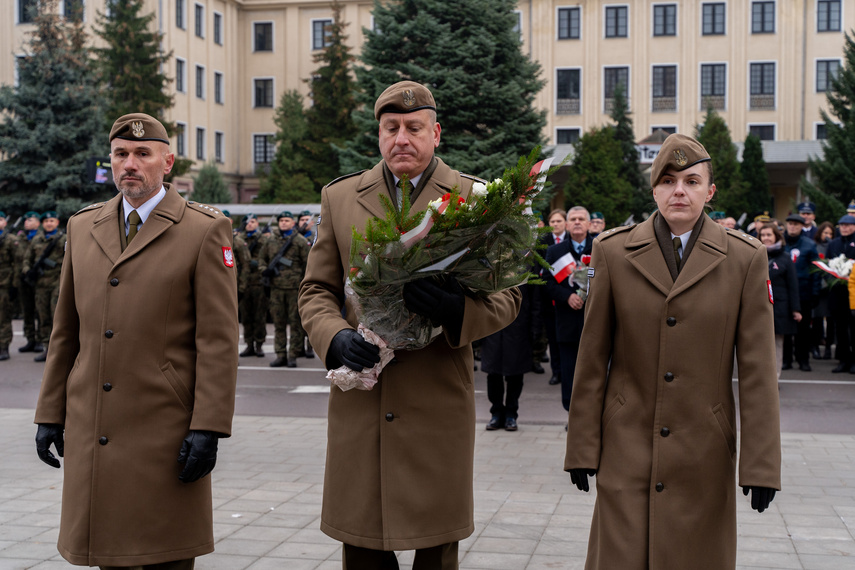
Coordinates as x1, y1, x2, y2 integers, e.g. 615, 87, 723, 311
374, 81, 437, 120
109, 113, 170, 145
650, 133, 711, 187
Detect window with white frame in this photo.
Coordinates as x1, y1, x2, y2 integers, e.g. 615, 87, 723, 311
215, 132, 224, 163
817, 60, 841, 92
213, 12, 223, 44
176, 122, 186, 157
748, 124, 775, 140
816, 123, 828, 140
14, 55, 27, 87
652, 126, 677, 135
254, 134, 275, 164
175, 58, 186, 93
818, 0, 841, 32
312, 19, 333, 50
195, 65, 205, 99
64, 0, 84, 22
604, 66, 629, 112
558, 7, 580, 40
653, 4, 676, 37
652, 65, 677, 112
751, 1, 774, 34
214, 72, 224, 104
176, 0, 185, 30
254, 79, 274, 108
605, 6, 628, 38
512, 11, 522, 39
556, 128, 581, 144
749, 62, 775, 109
700, 63, 726, 110
254, 22, 273, 51
556, 69, 581, 114
18, 0, 36, 23
196, 127, 206, 160
194, 3, 204, 38
702, 3, 725, 35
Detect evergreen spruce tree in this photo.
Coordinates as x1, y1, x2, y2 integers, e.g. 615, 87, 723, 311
302, 1, 358, 191
338, 0, 547, 180
799, 31, 855, 223
256, 90, 315, 203
695, 108, 748, 218
0, 0, 110, 218
191, 160, 232, 203
741, 133, 773, 219
609, 84, 651, 217
563, 127, 634, 226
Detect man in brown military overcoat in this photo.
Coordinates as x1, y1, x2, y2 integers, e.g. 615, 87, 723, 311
299, 81, 521, 570
565, 134, 782, 570
33, 113, 239, 569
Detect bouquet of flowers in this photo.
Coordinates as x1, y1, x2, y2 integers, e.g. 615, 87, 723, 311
549, 253, 592, 301
346, 148, 553, 352
813, 254, 854, 286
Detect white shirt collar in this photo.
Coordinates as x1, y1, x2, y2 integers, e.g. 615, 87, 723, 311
392, 173, 424, 191
670, 230, 692, 252
123, 186, 167, 228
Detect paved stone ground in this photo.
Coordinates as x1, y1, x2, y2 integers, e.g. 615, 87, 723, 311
0, 408, 854, 569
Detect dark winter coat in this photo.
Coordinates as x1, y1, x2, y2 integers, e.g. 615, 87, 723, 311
480, 283, 534, 376
766, 243, 801, 335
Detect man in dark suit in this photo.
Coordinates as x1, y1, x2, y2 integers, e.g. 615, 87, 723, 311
545, 206, 593, 412
538, 209, 567, 384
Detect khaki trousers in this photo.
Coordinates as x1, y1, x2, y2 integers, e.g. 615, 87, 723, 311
343, 542, 458, 570
100, 559, 194, 570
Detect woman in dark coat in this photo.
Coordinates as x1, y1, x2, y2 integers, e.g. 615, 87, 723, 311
760, 224, 802, 378
480, 283, 534, 431
813, 221, 835, 359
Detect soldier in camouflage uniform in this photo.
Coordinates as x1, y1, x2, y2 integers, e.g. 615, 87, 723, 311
23, 211, 66, 362
296, 210, 316, 359
16, 211, 43, 353
0, 212, 21, 360
260, 211, 309, 368
237, 214, 269, 357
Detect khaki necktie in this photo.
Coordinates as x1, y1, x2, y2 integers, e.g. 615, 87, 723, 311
127, 210, 142, 245
673, 236, 682, 269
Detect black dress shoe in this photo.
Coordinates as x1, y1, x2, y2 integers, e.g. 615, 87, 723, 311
486, 416, 503, 431
781, 362, 792, 370
811, 347, 821, 360
824, 347, 833, 360
833, 363, 849, 373
540, 355, 550, 363
532, 362, 545, 374
504, 418, 518, 431
798, 362, 812, 372
18, 340, 37, 353
269, 356, 287, 367
548, 375, 560, 385
239, 344, 255, 357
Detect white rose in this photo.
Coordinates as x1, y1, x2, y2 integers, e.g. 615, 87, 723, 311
493, 178, 503, 186
471, 182, 488, 197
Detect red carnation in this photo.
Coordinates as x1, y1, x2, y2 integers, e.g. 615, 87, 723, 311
581, 254, 591, 265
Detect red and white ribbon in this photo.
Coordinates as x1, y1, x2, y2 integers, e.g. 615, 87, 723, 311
400, 197, 451, 248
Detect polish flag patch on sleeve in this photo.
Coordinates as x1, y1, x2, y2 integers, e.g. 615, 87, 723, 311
223, 246, 234, 267
767, 280, 774, 304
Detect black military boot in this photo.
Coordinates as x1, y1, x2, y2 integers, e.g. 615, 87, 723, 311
239, 343, 256, 357
0, 346, 9, 361
255, 341, 265, 357
18, 340, 37, 353
269, 356, 287, 367
34, 346, 48, 362
33, 343, 44, 353
304, 344, 315, 359
286, 357, 297, 368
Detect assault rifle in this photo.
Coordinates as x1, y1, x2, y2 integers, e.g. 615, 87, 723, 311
23, 232, 62, 287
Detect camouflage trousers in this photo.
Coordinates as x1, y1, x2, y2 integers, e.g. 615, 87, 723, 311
35, 282, 59, 345
240, 284, 269, 345
270, 288, 304, 359
0, 288, 11, 348
19, 282, 37, 343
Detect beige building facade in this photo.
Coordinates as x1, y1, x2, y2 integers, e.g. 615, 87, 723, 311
2, 0, 853, 217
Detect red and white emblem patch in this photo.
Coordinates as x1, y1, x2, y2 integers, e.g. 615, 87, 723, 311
222, 247, 234, 267
767, 280, 774, 304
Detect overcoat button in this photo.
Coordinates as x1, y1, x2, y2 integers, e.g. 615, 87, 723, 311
105, 330, 114, 338
110, 278, 119, 286
385, 413, 394, 422
99, 436, 108, 445
664, 372, 674, 382
656, 482, 664, 492
103, 383, 112, 391
660, 427, 670, 437
666, 317, 676, 326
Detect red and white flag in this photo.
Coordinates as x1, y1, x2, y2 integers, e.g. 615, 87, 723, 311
550, 251, 577, 283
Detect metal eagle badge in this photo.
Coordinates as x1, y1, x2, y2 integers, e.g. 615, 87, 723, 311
222, 246, 234, 267
402, 89, 416, 107
131, 121, 145, 138
674, 148, 688, 166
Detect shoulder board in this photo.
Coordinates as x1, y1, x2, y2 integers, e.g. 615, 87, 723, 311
185, 201, 223, 219
71, 202, 106, 217
726, 228, 762, 248
460, 173, 487, 184
596, 224, 635, 241
326, 170, 366, 188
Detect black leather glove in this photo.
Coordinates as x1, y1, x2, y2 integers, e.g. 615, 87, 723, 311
327, 329, 381, 372
261, 268, 275, 278
177, 430, 219, 483
403, 277, 465, 332
35, 423, 64, 468
742, 486, 777, 513
568, 468, 597, 492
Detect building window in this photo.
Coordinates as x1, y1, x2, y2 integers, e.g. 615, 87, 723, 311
312, 19, 333, 50
254, 22, 273, 51
214, 72, 224, 104
254, 79, 274, 108
750, 62, 775, 109
64, 0, 84, 22
605, 6, 628, 38
254, 134, 275, 164
176, 0, 185, 30
196, 127, 205, 160
604, 66, 629, 113
215, 132, 224, 163
195, 65, 205, 99
512, 11, 522, 39
18, 0, 37, 23
556, 128, 581, 145
556, 69, 581, 115
194, 3, 204, 37
749, 124, 775, 140
818, 1, 841, 32
653, 4, 676, 37
751, 1, 774, 34
652, 66, 677, 112
175, 58, 186, 93
213, 12, 222, 45
816, 123, 828, 140
702, 3, 725, 35
817, 60, 841, 92
176, 123, 186, 157
700, 63, 726, 110
558, 7, 580, 40
652, 126, 677, 135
